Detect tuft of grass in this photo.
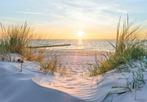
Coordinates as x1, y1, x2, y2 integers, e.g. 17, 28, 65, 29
0, 23, 32, 55
39, 53, 67, 75
127, 68, 145, 91
39, 54, 59, 75
23, 48, 45, 62
90, 16, 146, 76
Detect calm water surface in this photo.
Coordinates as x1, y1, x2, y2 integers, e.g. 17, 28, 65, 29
30, 39, 115, 52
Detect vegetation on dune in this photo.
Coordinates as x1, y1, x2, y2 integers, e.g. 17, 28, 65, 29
24, 49, 46, 62
90, 16, 147, 76
0, 17, 146, 75
127, 68, 145, 91
39, 53, 67, 75
0, 23, 62, 74
40, 55, 58, 74
0, 23, 32, 55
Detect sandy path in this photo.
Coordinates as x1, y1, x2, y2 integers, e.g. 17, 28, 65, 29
33, 51, 107, 102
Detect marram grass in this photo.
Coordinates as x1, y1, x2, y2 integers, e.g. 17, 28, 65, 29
0, 23, 32, 55
90, 16, 146, 76
0, 23, 65, 74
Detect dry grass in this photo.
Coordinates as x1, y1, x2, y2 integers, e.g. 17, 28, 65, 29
23, 48, 45, 62
0, 23, 32, 55
39, 54, 67, 75
40, 55, 58, 74
0, 23, 67, 75
90, 16, 146, 76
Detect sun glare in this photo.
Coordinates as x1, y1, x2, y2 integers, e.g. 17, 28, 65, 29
76, 31, 85, 37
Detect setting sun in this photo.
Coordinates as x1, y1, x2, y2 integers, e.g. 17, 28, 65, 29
76, 31, 86, 38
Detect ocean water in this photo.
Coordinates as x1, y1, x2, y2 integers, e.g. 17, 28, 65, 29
30, 39, 115, 52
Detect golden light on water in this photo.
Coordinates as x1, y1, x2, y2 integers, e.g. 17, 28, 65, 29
75, 30, 86, 49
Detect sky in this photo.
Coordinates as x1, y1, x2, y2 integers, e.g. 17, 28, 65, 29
0, 0, 147, 39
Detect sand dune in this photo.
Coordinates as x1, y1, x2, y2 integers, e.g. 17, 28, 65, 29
0, 54, 147, 102
0, 62, 87, 102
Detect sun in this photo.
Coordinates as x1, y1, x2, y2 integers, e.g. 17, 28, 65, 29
76, 31, 85, 37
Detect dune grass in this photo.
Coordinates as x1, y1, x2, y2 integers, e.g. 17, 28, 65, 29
39, 54, 67, 75
90, 16, 146, 76
0, 23, 66, 74
127, 68, 145, 91
0, 23, 32, 55
23, 48, 46, 62
40, 55, 58, 74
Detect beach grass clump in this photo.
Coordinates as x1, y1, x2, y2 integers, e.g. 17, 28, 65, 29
40, 55, 58, 74
0, 23, 32, 55
90, 16, 146, 76
127, 68, 145, 91
23, 49, 46, 62
39, 54, 67, 75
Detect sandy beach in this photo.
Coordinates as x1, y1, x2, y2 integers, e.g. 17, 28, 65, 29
0, 50, 146, 102
0, 50, 106, 102
0, 61, 88, 102
0, 2, 146, 101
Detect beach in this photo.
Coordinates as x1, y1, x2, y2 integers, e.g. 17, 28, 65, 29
0, 62, 87, 102
0, 50, 103, 102
0, 49, 146, 102
0, 0, 147, 101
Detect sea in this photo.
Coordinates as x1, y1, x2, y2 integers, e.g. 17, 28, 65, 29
30, 39, 115, 52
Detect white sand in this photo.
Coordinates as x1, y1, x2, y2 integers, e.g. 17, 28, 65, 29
0, 62, 87, 102
34, 53, 147, 102
0, 51, 147, 102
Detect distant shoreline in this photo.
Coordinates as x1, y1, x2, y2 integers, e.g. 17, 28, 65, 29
35, 49, 113, 56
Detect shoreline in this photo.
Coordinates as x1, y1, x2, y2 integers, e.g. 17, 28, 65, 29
34, 48, 113, 56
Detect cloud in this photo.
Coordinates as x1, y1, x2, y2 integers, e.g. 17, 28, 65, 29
0, 0, 147, 28
17, 11, 46, 15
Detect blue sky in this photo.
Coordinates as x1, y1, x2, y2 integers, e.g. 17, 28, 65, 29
0, 0, 147, 39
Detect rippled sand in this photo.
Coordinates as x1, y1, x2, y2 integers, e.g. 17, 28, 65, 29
33, 50, 107, 102
1, 51, 147, 102
0, 50, 111, 102
34, 74, 102, 102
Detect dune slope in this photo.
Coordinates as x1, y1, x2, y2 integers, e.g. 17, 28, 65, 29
0, 62, 87, 102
